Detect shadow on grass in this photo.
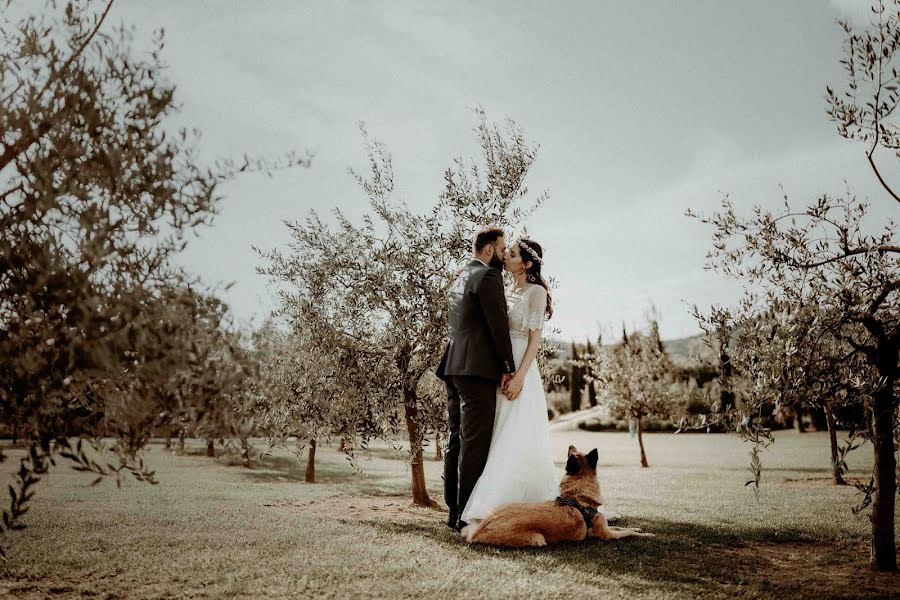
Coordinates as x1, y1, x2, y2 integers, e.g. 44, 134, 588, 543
241, 469, 436, 500
235, 454, 362, 485
233, 450, 442, 499
351, 445, 408, 461
360, 517, 884, 600
204, 452, 439, 506
608, 465, 845, 474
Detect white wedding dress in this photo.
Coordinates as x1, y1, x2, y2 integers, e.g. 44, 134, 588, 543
461, 284, 559, 523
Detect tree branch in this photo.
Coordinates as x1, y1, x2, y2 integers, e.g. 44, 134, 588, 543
0, 0, 115, 173
867, 149, 900, 204
782, 244, 900, 269
868, 280, 900, 315
32, 0, 116, 105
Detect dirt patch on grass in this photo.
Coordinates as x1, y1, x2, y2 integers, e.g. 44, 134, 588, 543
265, 495, 447, 525
0, 578, 109, 599
720, 541, 900, 599
776, 476, 868, 487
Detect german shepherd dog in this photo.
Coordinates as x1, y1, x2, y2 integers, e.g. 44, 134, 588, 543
463, 446, 653, 547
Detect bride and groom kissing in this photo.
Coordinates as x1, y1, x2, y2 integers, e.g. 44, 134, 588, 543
436, 227, 652, 547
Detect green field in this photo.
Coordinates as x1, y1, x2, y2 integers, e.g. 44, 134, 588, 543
1, 431, 898, 599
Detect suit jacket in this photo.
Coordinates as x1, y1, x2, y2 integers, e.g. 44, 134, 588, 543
436, 259, 516, 381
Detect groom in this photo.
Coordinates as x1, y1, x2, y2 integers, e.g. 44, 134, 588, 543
436, 227, 516, 532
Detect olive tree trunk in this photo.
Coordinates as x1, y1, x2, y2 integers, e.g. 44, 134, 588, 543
240, 436, 252, 468
637, 416, 649, 468
870, 346, 897, 571
824, 402, 846, 486
718, 346, 734, 415
794, 407, 805, 433
305, 439, 316, 483
569, 368, 582, 412
403, 389, 439, 508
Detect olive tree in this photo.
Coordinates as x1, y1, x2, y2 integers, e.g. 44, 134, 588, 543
0, 0, 306, 556
689, 0, 900, 569
254, 318, 391, 482
590, 320, 677, 467
258, 110, 546, 507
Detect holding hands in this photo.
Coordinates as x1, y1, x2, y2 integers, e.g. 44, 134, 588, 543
501, 372, 523, 401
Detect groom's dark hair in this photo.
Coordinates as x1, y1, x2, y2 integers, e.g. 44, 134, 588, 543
473, 227, 504, 253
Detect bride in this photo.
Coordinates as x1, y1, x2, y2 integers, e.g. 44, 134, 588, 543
460, 238, 560, 524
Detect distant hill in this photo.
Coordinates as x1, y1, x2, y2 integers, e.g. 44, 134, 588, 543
548, 333, 710, 364
663, 333, 711, 365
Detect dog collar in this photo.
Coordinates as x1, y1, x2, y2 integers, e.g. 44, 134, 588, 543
555, 496, 598, 529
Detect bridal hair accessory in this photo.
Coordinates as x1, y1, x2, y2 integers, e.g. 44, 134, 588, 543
517, 239, 543, 264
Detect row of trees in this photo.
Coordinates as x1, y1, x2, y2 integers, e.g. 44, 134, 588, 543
559, 1, 899, 571
0, 0, 552, 559
567, 340, 599, 412
3, 0, 895, 578
0, 0, 306, 557
687, 0, 900, 571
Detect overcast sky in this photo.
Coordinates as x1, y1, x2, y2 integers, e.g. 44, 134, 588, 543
106, 0, 893, 341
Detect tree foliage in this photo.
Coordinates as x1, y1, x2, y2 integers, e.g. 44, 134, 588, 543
0, 0, 305, 557
254, 318, 392, 481
589, 320, 677, 467
689, 0, 900, 570
258, 110, 547, 506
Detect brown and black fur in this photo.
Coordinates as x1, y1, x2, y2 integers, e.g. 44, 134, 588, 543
463, 446, 653, 547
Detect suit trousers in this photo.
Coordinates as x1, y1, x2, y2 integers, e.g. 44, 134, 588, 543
443, 375, 497, 526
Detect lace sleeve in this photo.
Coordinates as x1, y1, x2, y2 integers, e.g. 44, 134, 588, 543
523, 286, 547, 331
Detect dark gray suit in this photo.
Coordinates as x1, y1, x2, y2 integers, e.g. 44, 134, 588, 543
436, 259, 515, 527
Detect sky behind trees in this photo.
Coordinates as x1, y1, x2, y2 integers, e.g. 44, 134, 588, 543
113, 0, 891, 341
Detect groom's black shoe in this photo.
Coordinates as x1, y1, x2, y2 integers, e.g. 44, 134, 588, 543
455, 519, 468, 534
447, 512, 458, 530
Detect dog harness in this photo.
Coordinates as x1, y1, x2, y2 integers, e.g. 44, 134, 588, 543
555, 496, 598, 529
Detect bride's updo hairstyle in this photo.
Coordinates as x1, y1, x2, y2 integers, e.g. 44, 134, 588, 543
517, 238, 553, 319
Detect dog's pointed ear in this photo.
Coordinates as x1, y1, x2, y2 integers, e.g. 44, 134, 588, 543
586, 448, 599, 470
565, 454, 581, 475
567, 445, 577, 456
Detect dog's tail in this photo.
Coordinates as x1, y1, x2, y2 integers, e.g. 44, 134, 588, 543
461, 522, 479, 542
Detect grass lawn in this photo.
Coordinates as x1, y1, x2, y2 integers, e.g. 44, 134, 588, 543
0, 430, 898, 599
